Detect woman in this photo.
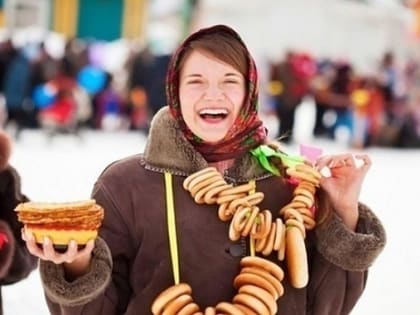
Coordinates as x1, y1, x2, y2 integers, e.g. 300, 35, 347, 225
23, 25, 386, 315
0, 130, 38, 315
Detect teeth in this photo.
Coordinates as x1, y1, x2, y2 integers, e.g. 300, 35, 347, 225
199, 108, 228, 115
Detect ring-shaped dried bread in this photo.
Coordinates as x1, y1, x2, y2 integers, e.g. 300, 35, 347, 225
277, 225, 287, 261
216, 192, 247, 205
240, 256, 284, 281
261, 222, 277, 256
161, 294, 193, 315
177, 302, 201, 315
295, 163, 322, 179
193, 179, 226, 204
250, 212, 264, 240
232, 293, 270, 315
188, 172, 222, 197
240, 267, 284, 298
151, 283, 192, 315
233, 272, 278, 299
255, 230, 270, 253
238, 284, 277, 314
218, 203, 235, 222
241, 206, 260, 237
218, 182, 256, 197
282, 208, 304, 223
272, 219, 284, 251
204, 307, 216, 315
215, 302, 245, 315
232, 207, 252, 233
183, 167, 218, 190
279, 202, 306, 216
286, 226, 309, 289
233, 303, 259, 315
286, 169, 320, 186
285, 218, 306, 238
204, 183, 233, 204
229, 219, 241, 241
293, 186, 315, 201
293, 194, 314, 208
296, 181, 317, 194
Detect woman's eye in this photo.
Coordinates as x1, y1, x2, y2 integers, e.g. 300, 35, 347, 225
186, 80, 203, 85
224, 80, 239, 84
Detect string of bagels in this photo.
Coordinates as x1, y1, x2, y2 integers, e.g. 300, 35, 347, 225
151, 147, 322, 315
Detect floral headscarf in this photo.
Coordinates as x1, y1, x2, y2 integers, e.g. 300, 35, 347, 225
167, 24, 267, 162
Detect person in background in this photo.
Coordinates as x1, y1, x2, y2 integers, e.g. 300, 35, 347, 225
23, 25, 385, 315
0, 130, 38, 315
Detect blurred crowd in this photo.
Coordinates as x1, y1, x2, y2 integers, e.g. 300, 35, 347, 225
0, 36, 170, 138
0, 35, 419, 149
267, 50, 420, 148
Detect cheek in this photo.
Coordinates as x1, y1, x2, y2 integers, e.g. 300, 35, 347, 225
230, 91, 246, 114
179, 88, 202, 108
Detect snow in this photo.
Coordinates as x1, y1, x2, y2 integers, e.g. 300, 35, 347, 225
2, 112, 420, 314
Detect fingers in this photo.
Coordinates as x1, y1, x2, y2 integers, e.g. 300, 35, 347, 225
315, 153, 371, 172
22, 229, 45, 258
354, 154, 372, 172
22, 228, 95, 264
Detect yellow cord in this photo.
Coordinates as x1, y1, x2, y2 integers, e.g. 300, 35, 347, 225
249, 179, 256, 257
164, 172, 180, 285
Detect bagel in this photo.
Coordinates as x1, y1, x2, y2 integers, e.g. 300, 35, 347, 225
239, 284, 277, 314
232, 293, 270, 315
233, 272, 278, 299
151, 283, 192, 315
233, 303, 258, 315
295, 163, 322, 179
183, 167, 217, 190
215, 302, 244, 315
240, 256, 284, 281
204, 307, 216, 315
161, 294, 193, 315
177, 302, 201, 315
241, 267, 284, 298
286, 226, 308, 288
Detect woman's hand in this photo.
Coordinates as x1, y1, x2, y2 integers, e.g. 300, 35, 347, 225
22, 229, 95, 279
315, 153, 371, 230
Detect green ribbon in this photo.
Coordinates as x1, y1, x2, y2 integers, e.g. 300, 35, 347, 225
250, 145, 304, 176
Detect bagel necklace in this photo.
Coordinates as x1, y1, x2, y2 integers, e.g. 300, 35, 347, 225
151, 145, 322, 315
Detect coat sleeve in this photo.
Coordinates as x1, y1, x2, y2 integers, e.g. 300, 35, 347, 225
307, 203, 386, 315
0, 166, 38, 285
39, 180, 134, 315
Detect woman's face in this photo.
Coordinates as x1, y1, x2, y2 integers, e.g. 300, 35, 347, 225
179, 50, 246, 143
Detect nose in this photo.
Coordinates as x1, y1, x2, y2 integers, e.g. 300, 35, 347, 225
203, 83, 224, 101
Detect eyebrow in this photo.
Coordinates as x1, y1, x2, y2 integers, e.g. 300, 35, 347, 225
181, 72, 243, 80
225, 73, 241, 77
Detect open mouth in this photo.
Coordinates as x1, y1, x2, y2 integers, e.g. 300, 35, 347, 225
199, 108, 229, 122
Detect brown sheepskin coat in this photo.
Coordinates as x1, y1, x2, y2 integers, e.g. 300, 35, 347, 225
39, 107, 386, 315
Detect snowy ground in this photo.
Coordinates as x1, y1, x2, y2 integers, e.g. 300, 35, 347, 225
2, 105, 420, 314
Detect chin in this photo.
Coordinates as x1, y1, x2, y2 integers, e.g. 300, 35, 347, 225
199, 133, 226, 143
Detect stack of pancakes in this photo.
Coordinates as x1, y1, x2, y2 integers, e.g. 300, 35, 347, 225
15, 199, 104, 249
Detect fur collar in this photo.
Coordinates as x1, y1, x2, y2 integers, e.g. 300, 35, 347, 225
143, 107, 269, 182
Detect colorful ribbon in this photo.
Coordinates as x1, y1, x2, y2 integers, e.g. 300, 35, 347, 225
250, 145, 304, 176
